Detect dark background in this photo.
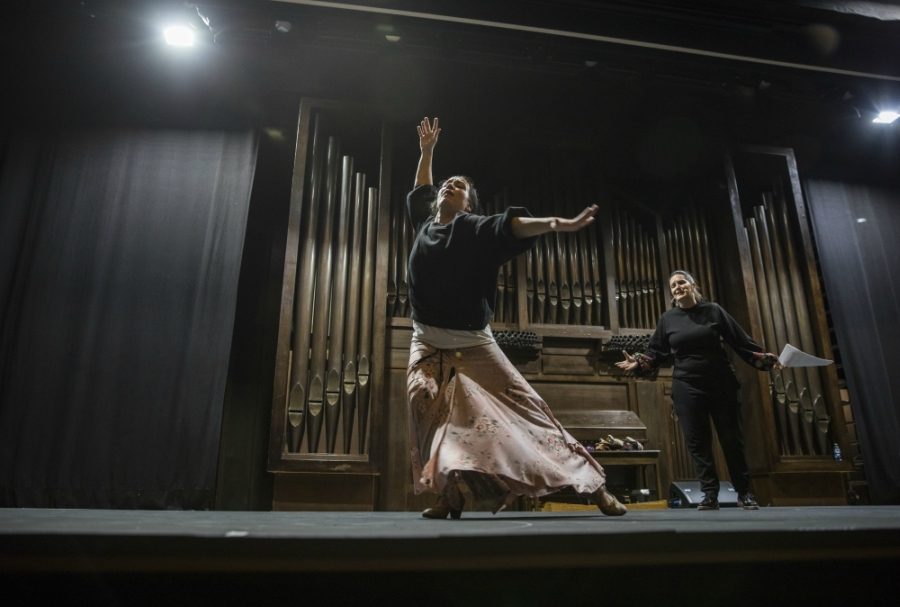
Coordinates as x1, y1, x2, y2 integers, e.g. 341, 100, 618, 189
1, 0, 898, 508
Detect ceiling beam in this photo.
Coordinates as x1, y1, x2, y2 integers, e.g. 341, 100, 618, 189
272, 0, 900, 82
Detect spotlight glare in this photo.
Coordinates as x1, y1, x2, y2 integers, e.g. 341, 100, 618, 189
872, 110, 899, 124
164, 25, 196, 47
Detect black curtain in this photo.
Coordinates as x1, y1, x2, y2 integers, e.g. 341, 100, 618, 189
0, 128, 257, 508
805, 180, 900, 504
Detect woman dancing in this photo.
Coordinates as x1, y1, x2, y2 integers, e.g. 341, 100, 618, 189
406, 117, 626, 519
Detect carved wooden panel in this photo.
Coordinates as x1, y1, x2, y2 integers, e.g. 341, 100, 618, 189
531, 381, 629, 412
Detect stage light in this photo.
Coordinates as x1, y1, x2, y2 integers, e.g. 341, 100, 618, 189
164, 25, 196, 46
872, 110, 899, 124
161, 3, 212, 47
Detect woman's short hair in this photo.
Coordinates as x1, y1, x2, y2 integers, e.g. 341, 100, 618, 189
432, 175, 480, 215
669, 269, 704, 306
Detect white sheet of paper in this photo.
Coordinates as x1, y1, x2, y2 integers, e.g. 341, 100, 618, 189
778, 343, 833, 367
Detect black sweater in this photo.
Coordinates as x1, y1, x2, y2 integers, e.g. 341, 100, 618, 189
406, 184, 536, 330
635, 300, 775, 386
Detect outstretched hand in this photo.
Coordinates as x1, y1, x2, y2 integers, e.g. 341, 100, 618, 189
615, 350, 639, 372
751, 351, 784, 371
511, 204, 601, 239
417, 117, 441, 154
550, 204, 599, 232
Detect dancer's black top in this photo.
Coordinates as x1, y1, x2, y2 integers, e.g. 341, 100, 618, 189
406, 184, 536, 330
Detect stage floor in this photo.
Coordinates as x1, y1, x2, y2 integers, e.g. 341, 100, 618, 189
3, 506, 899, 605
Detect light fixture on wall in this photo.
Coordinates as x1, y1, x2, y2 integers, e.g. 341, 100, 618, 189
837, 89, 899, 125
162, 3, 212, 47
872, 110, 899, 124
164, 25, 196, 47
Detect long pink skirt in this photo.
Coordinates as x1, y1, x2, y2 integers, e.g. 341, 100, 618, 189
407, 339, 606, 500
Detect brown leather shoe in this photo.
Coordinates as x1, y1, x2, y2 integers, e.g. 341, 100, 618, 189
422, 483, 464, 519
422, 497, 459, 519
592, 485, 627, 516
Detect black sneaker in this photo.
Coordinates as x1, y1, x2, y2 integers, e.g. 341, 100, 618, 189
697, 494, 719, 510
737, 493, 760, 510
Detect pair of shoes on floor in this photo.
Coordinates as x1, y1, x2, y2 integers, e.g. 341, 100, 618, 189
422, 483, 465, 520
591, 485, 627, 516
737, 492, 760, 510
697, 493, 719, 510
697, 492, 760, 510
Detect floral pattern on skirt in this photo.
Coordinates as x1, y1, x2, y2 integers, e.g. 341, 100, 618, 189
407, 339, 606, 500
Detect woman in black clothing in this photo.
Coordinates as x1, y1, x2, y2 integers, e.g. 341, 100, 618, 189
616, 270, 782, 510
406, 117, 626, 519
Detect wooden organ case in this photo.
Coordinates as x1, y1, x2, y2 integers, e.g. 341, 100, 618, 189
269, 101, 854, 510
267, 99, 393, 509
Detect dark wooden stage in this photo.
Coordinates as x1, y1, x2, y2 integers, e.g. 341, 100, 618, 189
2, 506, 899, 605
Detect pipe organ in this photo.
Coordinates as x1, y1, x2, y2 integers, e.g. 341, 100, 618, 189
727, 146, 848, 469
269, 101, 852, 508
743, 181, 832, 456
271, 102, 385, 466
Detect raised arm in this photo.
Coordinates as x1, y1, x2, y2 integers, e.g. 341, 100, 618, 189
414, 117, 441, 187
510, 204, 599, 239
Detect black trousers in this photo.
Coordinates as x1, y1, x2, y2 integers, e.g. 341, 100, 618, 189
671, 378, 750, 496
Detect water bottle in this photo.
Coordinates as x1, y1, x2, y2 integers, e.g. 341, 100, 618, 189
832, 442, 842, 462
